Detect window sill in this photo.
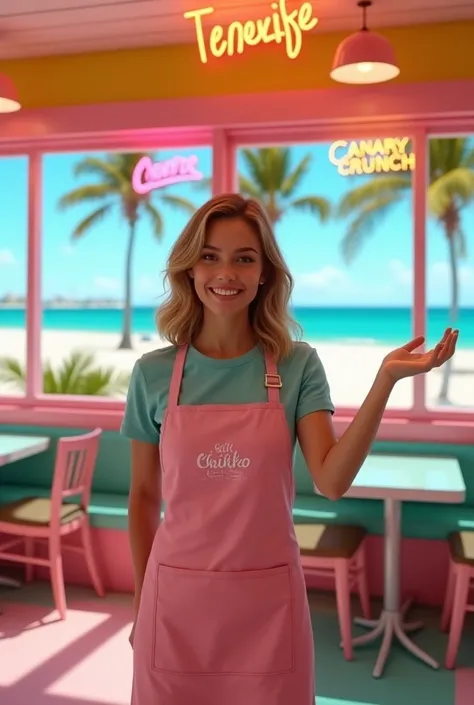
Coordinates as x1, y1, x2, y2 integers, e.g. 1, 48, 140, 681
0, 402, 473, 443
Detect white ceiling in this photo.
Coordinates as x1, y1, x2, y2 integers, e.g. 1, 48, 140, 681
0, 0, 474, 60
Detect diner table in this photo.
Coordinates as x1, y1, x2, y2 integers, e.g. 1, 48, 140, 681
315, 453, 466, 678
0, 434, 51, 589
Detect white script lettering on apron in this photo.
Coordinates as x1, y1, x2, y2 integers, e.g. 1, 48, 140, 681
197, 442, 250, 479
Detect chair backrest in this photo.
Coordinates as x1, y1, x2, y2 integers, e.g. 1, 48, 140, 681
50, 428, 102, 519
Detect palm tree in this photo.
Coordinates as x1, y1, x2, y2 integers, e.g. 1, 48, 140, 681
197, 147, 331, 225
0, 351, 130, 396
238, 148, 331, 225
58, 152, 197, 350
336, 137, 474, 404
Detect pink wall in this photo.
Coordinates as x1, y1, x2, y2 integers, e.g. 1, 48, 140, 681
29, 529, 449, 608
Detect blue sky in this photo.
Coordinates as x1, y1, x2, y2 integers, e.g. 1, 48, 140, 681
1, 142, 473, 307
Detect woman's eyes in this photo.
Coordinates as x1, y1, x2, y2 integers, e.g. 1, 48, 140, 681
201, 254, 254, 263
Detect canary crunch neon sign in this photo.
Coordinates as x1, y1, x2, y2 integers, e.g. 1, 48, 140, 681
329, 138, 415, 176
184, 1, 318, 64
132, 155, 203, 194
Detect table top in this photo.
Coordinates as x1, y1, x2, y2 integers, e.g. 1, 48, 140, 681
316, 453, 466, 503
0, 434, 50, 467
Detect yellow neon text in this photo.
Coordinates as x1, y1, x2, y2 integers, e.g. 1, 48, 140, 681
328, 138, 416, 176
183, 1, 318, 64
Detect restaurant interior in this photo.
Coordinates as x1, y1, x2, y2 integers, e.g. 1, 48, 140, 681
0, 1, 473, 703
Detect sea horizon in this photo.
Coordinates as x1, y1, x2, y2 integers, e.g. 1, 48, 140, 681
1, 305, 473, 349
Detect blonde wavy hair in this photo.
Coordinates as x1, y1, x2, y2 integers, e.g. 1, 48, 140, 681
156, 193, 302, 360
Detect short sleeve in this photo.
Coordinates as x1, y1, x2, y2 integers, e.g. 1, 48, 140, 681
120, 360, 160, 444
296, 347, 335, 421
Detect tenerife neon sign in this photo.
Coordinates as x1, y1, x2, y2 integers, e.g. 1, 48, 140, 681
184, 0, 318, 64
132, 155, 203, 194
328, 138, 415, 176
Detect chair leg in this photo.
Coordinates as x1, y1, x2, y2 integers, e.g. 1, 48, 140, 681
24, 538, 35, 583
441, 559, 456, 632
355, 542, 371, 620
334, 559, 353, 661
80, 519, 105, 597
445, 565, 470, 670
49, 537, 67, 620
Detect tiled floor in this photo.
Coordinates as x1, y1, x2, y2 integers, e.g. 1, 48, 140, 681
0, 580, 473, 705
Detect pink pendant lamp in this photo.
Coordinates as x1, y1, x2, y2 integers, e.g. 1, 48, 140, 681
0, 72, 21, 113
331, 0, 399, 85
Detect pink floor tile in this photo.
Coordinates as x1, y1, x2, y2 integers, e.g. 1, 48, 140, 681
0, 599, 133, 705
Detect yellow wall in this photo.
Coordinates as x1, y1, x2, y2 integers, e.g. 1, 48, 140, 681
1, 21, 473, 109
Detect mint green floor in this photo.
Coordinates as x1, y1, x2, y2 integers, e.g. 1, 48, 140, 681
312, 608, 472, 705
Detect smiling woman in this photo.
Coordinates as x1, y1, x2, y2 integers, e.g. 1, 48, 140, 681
0, 155, 28, 398
34, 146, 213, 399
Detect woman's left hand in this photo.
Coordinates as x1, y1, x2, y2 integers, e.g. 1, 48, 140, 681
380, 327, 459, 383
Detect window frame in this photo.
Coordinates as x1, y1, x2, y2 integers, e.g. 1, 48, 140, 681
0, 81, 473, 443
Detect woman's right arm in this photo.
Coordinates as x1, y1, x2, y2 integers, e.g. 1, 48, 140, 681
128, 438, 161, 613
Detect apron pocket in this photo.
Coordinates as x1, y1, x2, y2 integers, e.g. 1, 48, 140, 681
152, 563, 294, 675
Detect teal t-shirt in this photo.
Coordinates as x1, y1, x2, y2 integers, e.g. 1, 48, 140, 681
120, 341, 334, 449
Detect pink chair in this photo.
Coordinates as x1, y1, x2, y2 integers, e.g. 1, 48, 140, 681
295, 523, 371, 660
441, 530, 474, 669
0, 428, 105, 619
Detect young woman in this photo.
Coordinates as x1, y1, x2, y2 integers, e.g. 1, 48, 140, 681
121, 193, 457, 705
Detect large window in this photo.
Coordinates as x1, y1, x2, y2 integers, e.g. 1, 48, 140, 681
0, 156, 28, 398
40, 147, 212, 398
426, 135, 474, 412
235, 139, 415, 409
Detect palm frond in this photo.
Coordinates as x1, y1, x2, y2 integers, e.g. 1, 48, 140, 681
71, 204, 114, 239
337, 176, 410, 217
280, 155, 312, 197
340, 192, 403, 264
238, 175, 264, 199
159, 193, 197, 215
73, 156, 131, 188
240, 149, 272, 191
289, 195, 331, 222
58, 183, 118, 210
428, 167, 474, 217
0, 357, 26, 389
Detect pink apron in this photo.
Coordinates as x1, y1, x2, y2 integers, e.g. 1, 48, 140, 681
131, 344, 315, 704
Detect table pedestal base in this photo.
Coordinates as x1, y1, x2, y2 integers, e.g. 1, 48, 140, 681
351, 599, 439, 678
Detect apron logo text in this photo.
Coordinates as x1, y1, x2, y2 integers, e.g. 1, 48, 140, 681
197, 442, 250, 479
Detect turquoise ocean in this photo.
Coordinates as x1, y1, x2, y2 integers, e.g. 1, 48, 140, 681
1, 306, 473, 349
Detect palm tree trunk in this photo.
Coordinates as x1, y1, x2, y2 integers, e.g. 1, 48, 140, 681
118, 220, 137, 350
437, 231, 459, 404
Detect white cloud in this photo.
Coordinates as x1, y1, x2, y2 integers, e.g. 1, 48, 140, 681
296, 266, 350, 289
94, 276, 121, 292
137, 275, 158, 295
388, 259, 413, 286
0, 249, 15, 266
60, 244, 75, 256
430, 261, 474, 287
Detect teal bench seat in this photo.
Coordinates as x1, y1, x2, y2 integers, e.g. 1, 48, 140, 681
1, 484, 473, 540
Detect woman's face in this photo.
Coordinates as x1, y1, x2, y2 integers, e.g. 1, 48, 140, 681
189, 216, 265, 318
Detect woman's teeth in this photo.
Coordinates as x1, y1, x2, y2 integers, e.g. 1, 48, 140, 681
211, 288, 241, 296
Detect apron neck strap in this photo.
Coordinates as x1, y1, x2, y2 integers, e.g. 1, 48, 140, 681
168, 344, 188, 410
264, 351, 282, 403
168, 344, 282, 408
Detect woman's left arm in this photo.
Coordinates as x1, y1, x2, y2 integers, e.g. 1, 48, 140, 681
298, 328, 458, 501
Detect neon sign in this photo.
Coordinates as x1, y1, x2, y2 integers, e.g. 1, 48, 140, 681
132, 155, 203, 194
183, 0, 318, 64
328, 138, 415, 176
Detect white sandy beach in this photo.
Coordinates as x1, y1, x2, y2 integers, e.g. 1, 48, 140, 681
0, 328, 473, 410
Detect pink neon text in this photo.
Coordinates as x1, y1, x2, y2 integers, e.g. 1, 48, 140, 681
132, 155, 203, 194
